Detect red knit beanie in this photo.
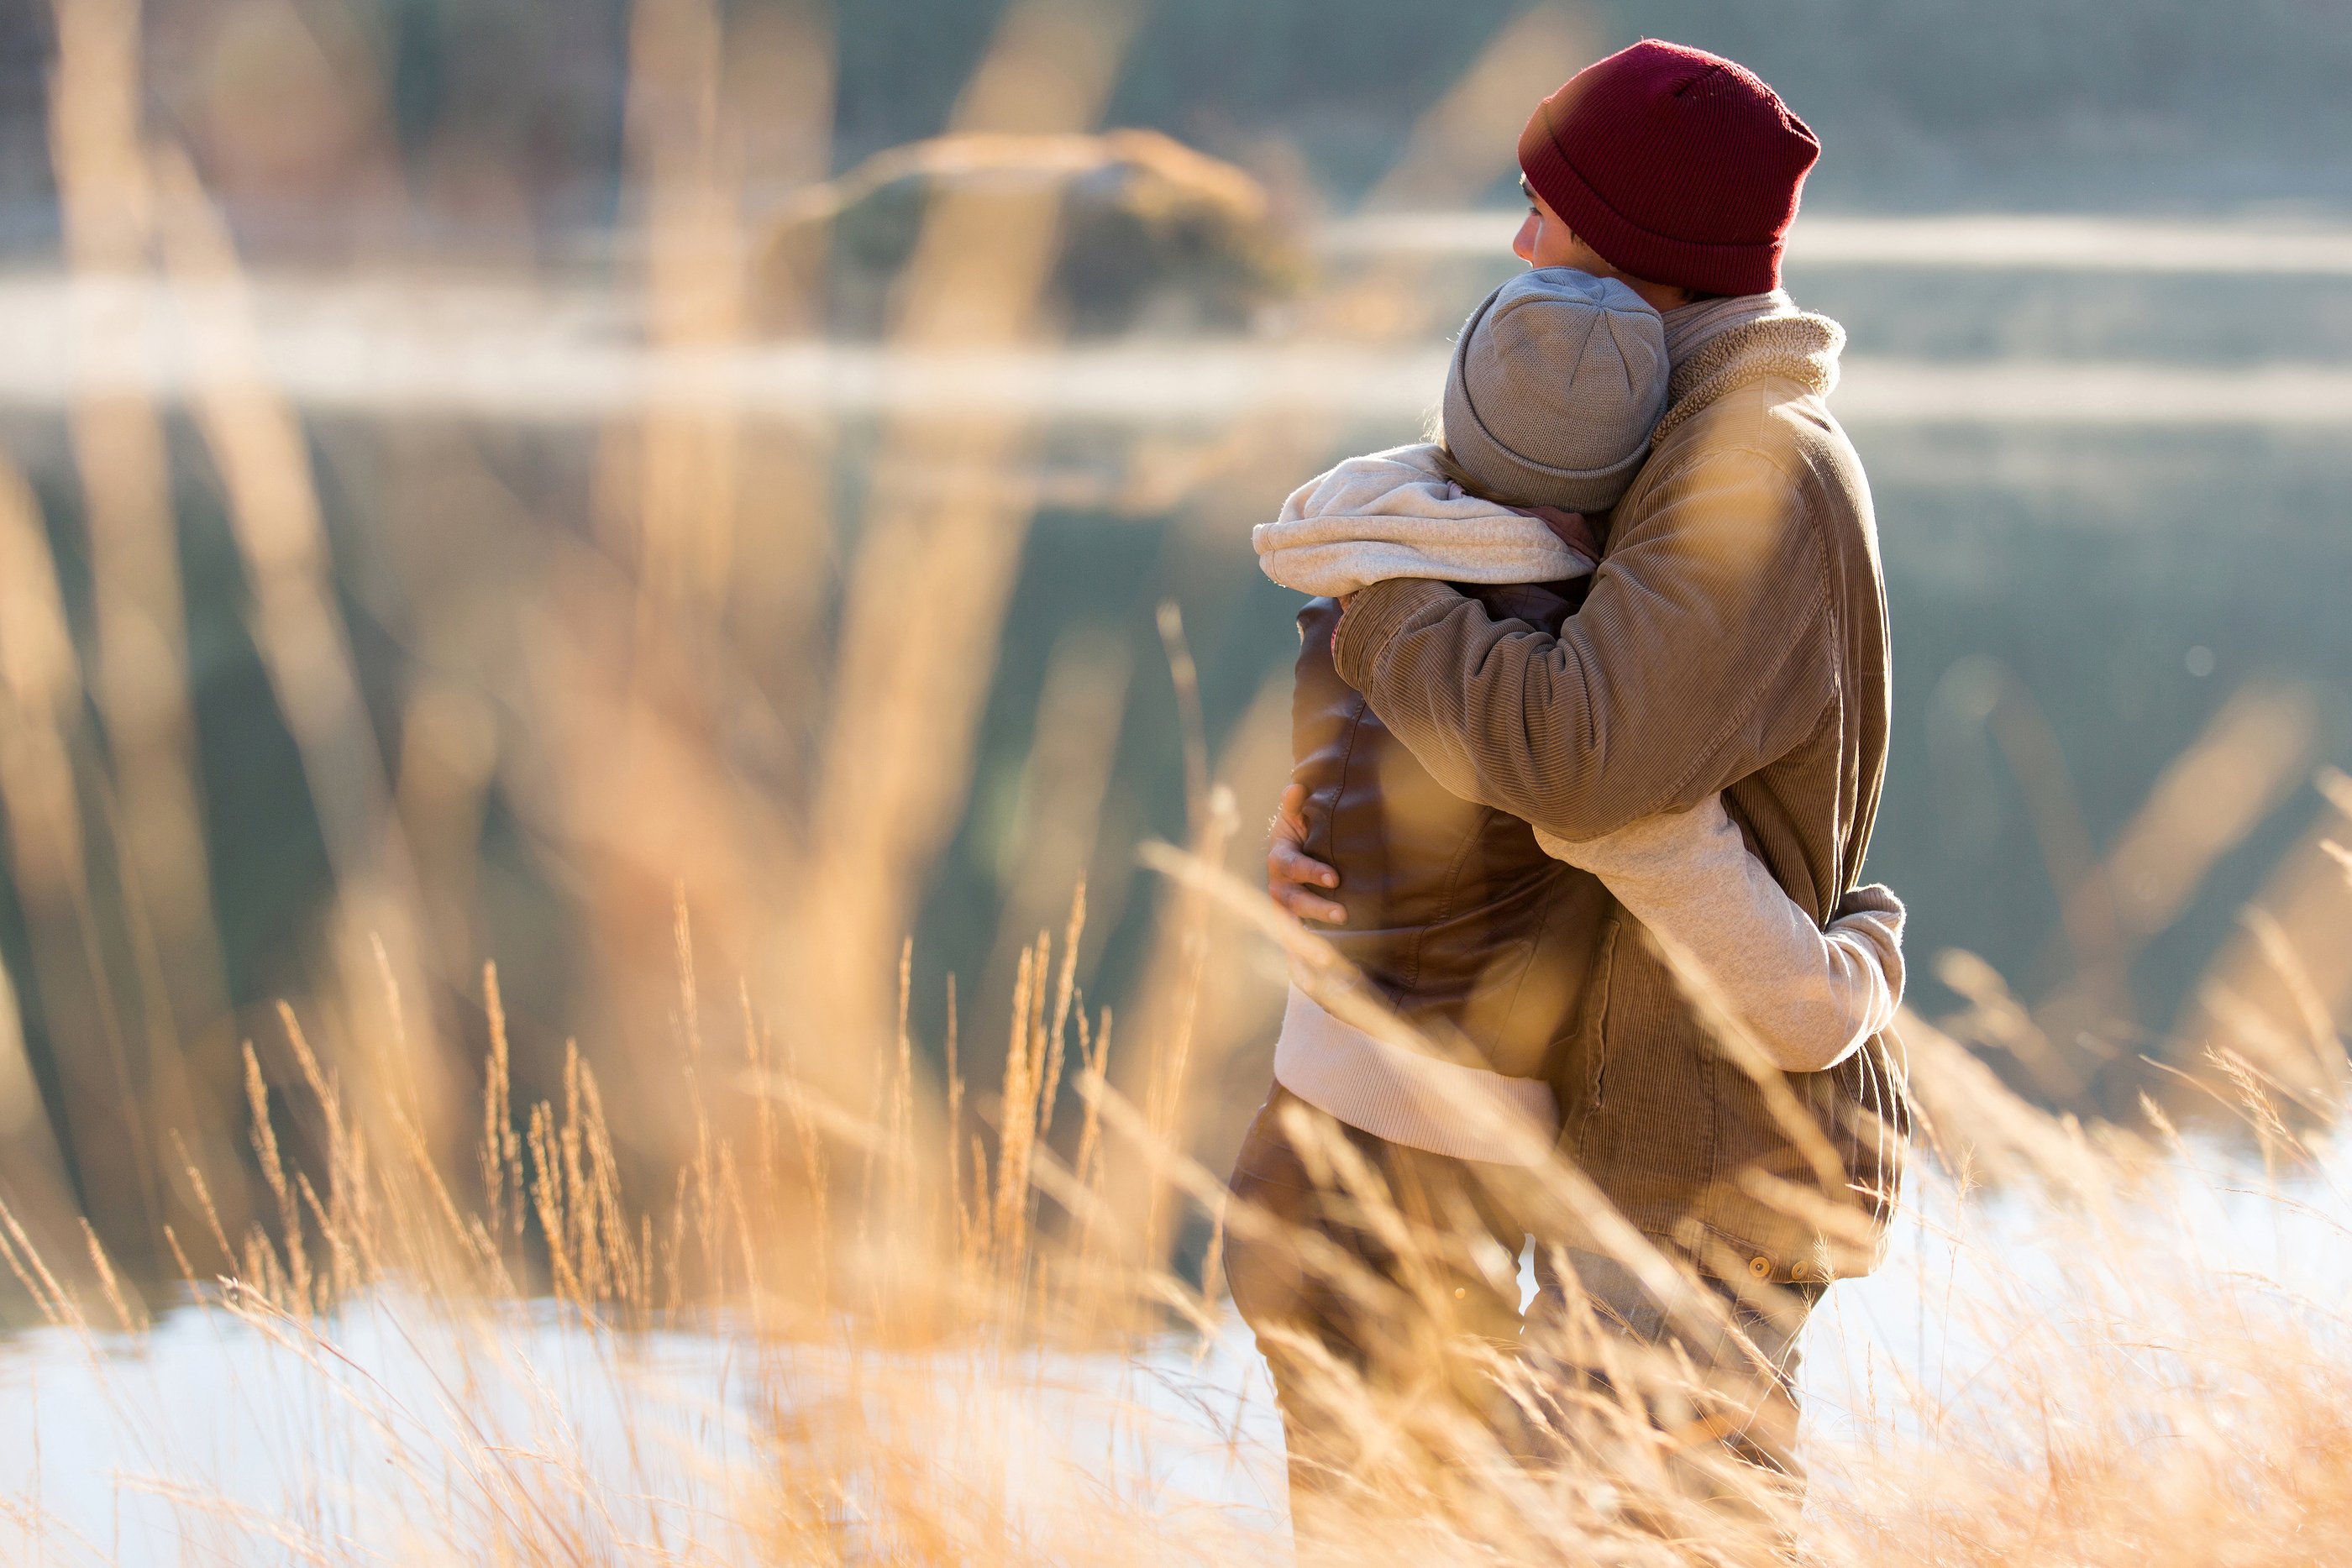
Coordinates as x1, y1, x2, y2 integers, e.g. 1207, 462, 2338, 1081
1518, 39, 1819, 297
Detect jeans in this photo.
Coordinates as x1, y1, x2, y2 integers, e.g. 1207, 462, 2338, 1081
1223, 1087, 1529, 1516
1222, 1085, 1824, 1527
1528, 1248, 1821, 1484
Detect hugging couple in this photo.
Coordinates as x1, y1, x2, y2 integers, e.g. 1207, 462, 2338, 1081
1223, 39, 1911, 1518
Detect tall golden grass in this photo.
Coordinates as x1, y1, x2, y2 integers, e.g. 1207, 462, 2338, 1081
5, 0, 2352, 1561
3, 820, 2349, 1564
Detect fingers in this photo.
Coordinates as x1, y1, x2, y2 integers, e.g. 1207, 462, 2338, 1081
1270, 874, 1348, 925
1267, 787, 1346, 924
1268, 836, 1337, 890
1275, 782, 1311, 843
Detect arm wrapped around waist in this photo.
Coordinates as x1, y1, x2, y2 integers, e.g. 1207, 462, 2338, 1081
1539, 796, 1903, 1072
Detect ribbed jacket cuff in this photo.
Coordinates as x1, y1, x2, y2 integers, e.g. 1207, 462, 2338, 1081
1332, 578, 1460, 690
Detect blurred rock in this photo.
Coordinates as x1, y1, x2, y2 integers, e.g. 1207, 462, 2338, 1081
753, 129, 1309, 338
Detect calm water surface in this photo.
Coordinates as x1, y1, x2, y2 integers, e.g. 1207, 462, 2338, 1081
3, 1138, 2346, 1561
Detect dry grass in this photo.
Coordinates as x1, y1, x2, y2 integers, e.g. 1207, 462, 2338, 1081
1, 851, 2349, 1564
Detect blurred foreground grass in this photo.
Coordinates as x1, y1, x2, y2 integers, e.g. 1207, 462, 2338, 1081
4, 838, 2352, 1564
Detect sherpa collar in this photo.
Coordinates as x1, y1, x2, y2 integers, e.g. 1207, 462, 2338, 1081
1651, 312, 1845, 446
1662, 288, 1798, 363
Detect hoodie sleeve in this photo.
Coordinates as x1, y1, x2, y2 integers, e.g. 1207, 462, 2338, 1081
1537, 796, 1903, 1072
1253, 446, 1593, 598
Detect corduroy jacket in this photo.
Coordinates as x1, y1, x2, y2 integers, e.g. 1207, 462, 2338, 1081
1331, 313, 1905, 1282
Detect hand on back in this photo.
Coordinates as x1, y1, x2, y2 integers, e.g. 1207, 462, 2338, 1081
1267, 783, 1346, 924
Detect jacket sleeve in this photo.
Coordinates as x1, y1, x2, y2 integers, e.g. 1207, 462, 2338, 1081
1331, 444, 1834, 842
1537, 800, 1904, 1072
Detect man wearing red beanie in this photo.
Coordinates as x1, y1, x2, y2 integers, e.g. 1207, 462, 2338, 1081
1517, 38, 1820, 299
1266, 40, 1903, 1492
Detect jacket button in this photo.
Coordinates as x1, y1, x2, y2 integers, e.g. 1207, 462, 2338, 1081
1747, 1256, 1772, 1280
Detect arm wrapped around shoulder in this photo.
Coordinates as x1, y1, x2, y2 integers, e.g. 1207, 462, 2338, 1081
1252, 443, 1594, 599
1539, 796, 1904, 1073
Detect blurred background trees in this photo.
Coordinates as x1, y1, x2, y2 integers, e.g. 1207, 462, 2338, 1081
5, 0, 2352, 260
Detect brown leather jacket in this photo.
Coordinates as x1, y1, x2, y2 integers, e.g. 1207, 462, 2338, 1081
1292, 584, 1612, 1083
1334, 315, 1906, 1283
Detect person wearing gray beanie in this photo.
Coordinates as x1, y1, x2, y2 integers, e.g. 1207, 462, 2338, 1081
1228, 265, 1904, 1502
1441, 266, 1669, 515
1250, 260, 1897, 1087
1252, 269, 1672, 598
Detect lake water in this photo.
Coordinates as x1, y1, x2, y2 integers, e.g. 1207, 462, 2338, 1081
3, 1135, 2347, 1562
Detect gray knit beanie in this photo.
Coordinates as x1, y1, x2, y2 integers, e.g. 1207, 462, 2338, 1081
1441, 267, 1669, 514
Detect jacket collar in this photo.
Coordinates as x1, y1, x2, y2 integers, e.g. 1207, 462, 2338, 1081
1652, 312, 1845, 445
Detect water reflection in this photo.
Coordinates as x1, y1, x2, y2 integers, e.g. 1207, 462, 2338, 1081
3, 1134, 2341, 1560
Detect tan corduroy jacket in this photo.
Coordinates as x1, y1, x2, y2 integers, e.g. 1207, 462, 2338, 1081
1332, 313, 1906, 1282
